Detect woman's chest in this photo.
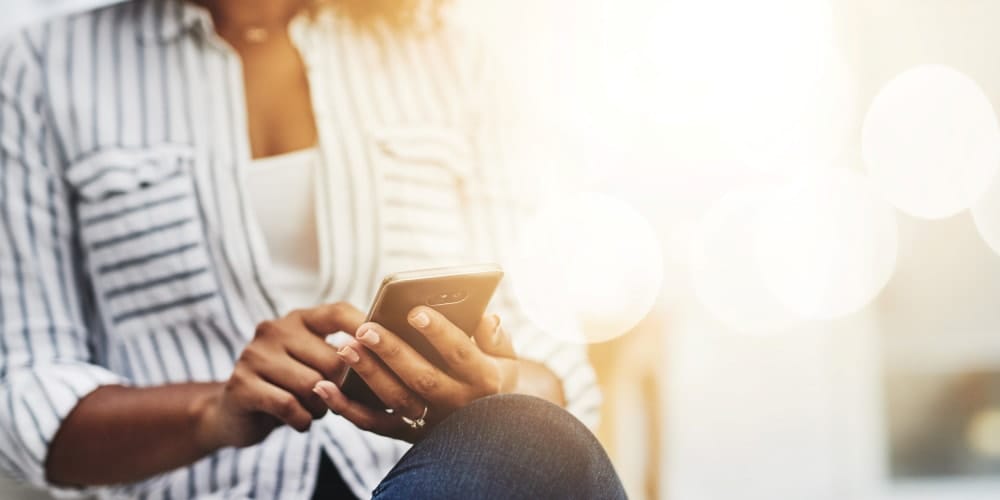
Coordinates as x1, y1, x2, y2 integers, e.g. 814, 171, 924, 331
236, 36, 319, 160
44, 28, 483, 335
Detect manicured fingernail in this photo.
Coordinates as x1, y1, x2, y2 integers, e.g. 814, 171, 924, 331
357, 327, 380, 346
491, 314, 504, 345
313, 383, 331, 400
409, 310, 430, 328
338, 345, 360, 364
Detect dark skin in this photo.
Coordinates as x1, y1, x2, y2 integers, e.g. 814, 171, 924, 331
45, 0, 565, 487
206, 0, 318, 159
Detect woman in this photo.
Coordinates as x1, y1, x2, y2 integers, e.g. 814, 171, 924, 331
0, 0, 624, 498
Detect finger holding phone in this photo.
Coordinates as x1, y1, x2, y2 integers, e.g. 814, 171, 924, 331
314, 308, 518, 441
312, 265, 521, 442
197, 303, 363, 450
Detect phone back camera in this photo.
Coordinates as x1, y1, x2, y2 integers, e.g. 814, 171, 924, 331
426, 290, 468, 306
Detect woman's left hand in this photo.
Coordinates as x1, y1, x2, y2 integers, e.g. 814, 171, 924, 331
312, 305, 519, 442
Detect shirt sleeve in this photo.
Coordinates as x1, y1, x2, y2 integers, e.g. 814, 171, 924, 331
0, 31, 126, 493
459, 37, 603, 429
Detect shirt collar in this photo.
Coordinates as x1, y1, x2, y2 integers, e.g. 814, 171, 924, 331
135, 0, 214, 45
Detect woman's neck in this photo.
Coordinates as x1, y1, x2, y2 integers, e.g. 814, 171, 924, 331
192, 0, 307, 33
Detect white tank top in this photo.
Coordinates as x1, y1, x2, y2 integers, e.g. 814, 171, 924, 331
245, 148, 323, 309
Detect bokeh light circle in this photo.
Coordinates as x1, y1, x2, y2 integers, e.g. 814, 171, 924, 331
509, 192, 663, 344
754, 168, 898, 320
862, 64, 1000, 219
631, 0, 853, 178
971, 171, 1000, 257
690, 185, 802, 334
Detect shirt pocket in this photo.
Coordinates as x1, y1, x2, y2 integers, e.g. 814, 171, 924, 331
370, 126, 476, 273
67, 145, 224, 336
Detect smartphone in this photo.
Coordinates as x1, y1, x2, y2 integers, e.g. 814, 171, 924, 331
339, 263, 504, 408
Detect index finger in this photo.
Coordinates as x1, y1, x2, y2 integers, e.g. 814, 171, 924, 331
285, 334, 348, 382
471, 314, 516, 359
298, 302, 366, 337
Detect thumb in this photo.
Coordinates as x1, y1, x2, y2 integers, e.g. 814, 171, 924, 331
472, 314, 516, 359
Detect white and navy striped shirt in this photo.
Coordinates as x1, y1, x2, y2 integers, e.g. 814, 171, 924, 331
0, 0, 600, 498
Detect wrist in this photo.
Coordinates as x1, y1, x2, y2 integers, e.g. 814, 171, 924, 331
498, 358, 520, 394
190, 383, 226, 453
515, 360, 566, 407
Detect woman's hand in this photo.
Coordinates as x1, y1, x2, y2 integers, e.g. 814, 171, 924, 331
196, 303, 364, 450
312, 306, 518, 442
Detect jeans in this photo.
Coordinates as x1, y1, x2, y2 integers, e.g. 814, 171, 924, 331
370, 394, 627, 500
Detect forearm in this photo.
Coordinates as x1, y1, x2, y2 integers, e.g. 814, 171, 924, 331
45, 382, 224, 487
513, 360, 566, 407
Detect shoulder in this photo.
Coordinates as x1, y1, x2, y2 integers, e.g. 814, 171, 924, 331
0, 1, 144, 88
414, 21, 491, 85
1, 1, 146, 57
0, 0, 148, 129
6, 0, 138, 45
315, 10, 492, 85
0, 25, 44, 97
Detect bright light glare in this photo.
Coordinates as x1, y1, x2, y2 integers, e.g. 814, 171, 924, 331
466, 0, 854, 193
690, 186, 802, 334
623, 0, 852, 178
754, 168, 898, 320
862, 64, 1000, 219
966, 408, 1000, 458
509, 192, 663, 344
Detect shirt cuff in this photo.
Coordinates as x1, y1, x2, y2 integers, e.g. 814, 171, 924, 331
0, 362, 126, 497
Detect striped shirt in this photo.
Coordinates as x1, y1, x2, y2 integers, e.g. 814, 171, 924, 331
0, 0, 601, 498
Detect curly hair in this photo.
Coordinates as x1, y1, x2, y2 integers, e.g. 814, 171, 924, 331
315, 0, 450, 33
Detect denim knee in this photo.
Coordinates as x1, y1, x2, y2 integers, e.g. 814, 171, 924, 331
372, 394, 626, 500
447, 394, 593, 451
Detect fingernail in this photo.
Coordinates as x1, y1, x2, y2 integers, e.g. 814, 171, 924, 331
357, 327, 380, 346
338, 345, 360, 364
313, 382, 331, 400
491, 314, 504, 345
409, 310, 430, 328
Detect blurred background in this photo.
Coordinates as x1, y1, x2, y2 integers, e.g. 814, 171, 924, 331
3, 0, 1000, 499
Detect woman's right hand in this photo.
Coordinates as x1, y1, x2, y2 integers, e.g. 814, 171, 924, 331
196, 302, 365, 450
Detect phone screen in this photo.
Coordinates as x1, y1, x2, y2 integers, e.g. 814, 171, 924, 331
339, 264, 503, 408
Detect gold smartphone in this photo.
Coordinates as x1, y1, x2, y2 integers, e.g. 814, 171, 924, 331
339, 263, 504, 408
